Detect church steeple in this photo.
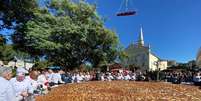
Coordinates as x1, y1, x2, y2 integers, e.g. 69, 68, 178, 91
138, 25, 144, 46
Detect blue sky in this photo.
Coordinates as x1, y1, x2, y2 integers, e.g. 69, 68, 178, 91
86, 0, 201, 63
1, 0, 201, 63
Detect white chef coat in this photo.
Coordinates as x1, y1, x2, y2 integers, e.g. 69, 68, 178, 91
25, 76, 39, 91
37, 74, 48, 85
51, 73, 64, 84
0, 77, 16, 101
10, 77, 33, 100
124, 75, 131, 80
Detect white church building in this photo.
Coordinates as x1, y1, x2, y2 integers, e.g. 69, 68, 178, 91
123, 26, 168, 71
196, 47, 201, 68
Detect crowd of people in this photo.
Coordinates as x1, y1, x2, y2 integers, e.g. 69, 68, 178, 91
163, 70, 201, 85
0, 66, 50, 101
0, 66, 150, 101
1, 65, 201, 101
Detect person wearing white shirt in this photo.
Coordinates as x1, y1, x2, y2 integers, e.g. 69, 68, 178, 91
38, 70, 48, 84
107, 73, 114, 81
11, 72, 33, 101
131, 73, 136, 81
117, 73, 124, 80
193, 73, 201, 86
0, 66, 16, 101
80, 73, 85, 81
71, 73, 76, 83
38, 73, 48, 86
101, 73, 105, 81
85, 72, 91, 81
51, 70, 64, 85
124, 73, 131, 81
47, 69, 54, 83
76, 73, 83, 83
25, 70, 39, 101
37, 71, 49, 94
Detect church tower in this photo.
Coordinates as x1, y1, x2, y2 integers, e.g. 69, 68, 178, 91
123, 25, 168, 71
138, 26, 145, 47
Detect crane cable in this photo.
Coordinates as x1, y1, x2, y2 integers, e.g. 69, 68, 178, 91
117, 0, 135, 13
117, 0, 126, 14
125, 0, 128, 11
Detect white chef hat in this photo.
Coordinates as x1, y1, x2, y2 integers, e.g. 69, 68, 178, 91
16, 72, 25, 76
16, 67, 28, 74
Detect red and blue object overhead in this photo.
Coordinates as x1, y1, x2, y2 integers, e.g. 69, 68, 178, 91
116, 10, 137, 16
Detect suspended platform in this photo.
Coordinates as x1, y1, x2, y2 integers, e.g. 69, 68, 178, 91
116, 10, 137, 16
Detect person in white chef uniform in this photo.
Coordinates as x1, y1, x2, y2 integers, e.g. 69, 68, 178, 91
0, 66, 16, 101
10, 70, 34, 101
25, 70, 41, 101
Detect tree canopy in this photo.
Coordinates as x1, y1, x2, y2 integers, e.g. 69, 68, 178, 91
1, 0, 122, 70
0, 0, 38, 29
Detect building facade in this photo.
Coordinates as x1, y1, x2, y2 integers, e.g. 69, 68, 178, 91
196, 47, 201, 68
123, 26, 167, 71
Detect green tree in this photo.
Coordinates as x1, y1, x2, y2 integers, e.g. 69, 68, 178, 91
0, 44, 30, 64
0, 0, 38, 29
0, 34, 6, 45
34, 60, 53, 69
0, 45, 15, 63
12, 0, 120, 70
